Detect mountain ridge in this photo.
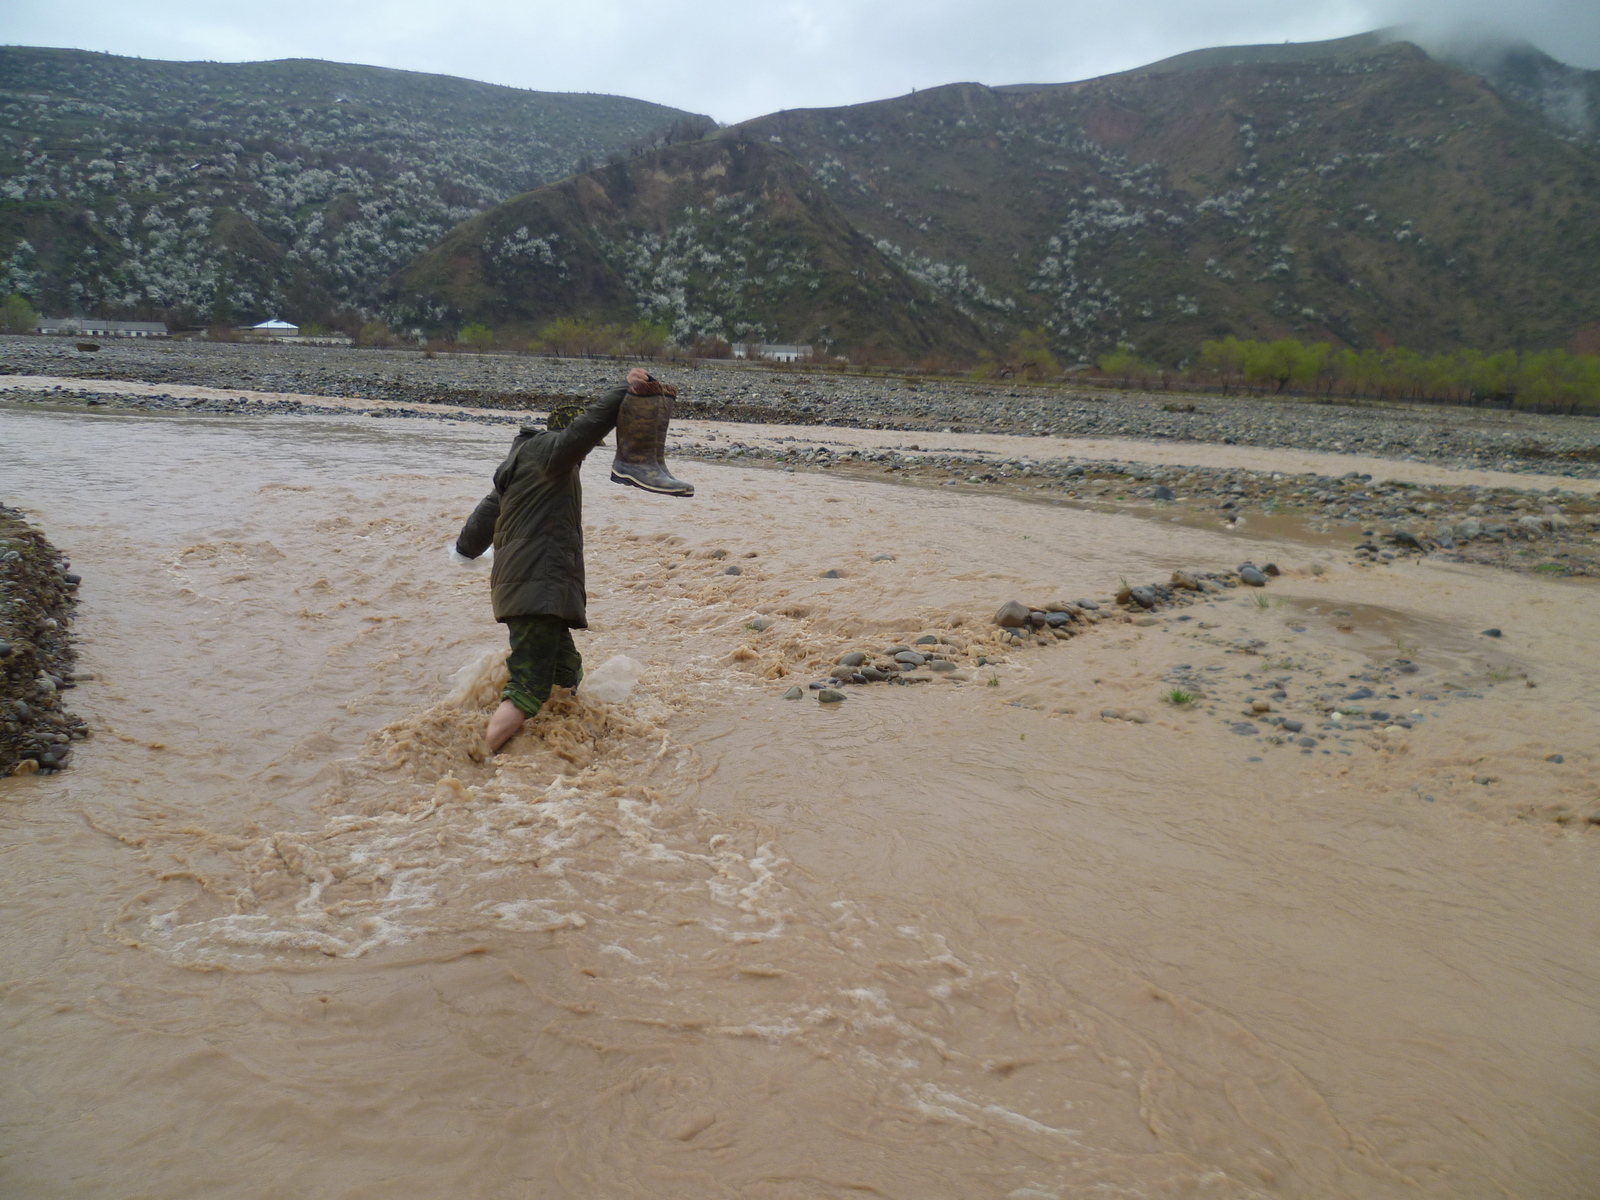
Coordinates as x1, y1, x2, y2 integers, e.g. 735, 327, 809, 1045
388, 34, 1600, 359
0, 46, 709, 324
6, 32, 1600, 363
387, 135, 988, 355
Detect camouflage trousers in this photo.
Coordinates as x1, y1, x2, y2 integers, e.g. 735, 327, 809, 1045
502, 614, 583, 717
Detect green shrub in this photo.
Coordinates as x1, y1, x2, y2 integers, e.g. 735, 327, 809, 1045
1011, 328, 1058, 379
1187, 336, 1599, 413
459, 322, 495, 352
533, 317, 612, 357
0, 293, 37, 334
619, 321, 670, 357
1097, 343, 1154, 380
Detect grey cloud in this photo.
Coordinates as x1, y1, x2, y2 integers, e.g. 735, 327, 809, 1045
3, 0, 1596, 123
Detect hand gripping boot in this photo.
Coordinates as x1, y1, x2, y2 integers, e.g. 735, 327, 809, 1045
610, 387, 694, 497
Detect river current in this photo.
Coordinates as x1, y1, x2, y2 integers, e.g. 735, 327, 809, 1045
2, 403, 1596, 1198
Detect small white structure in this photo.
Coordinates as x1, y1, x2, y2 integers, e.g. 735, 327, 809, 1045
244, 318, 299, 339
731, 341, 813, 363
37, 317, 168, 337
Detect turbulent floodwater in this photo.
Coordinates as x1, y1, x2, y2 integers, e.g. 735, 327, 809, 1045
2, 403, 1598, 1199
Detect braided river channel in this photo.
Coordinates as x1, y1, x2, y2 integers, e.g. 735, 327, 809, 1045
3, 401, 1597, 1198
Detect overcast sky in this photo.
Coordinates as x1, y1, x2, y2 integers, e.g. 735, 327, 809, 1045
4, 0, 1597, 123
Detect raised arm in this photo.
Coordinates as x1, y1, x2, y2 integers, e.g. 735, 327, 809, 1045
542, 383, 629, 476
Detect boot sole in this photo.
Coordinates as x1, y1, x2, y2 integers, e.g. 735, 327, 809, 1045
610, 469, 693, 497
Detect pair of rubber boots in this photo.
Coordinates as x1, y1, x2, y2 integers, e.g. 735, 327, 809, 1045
611, 386, 694, 497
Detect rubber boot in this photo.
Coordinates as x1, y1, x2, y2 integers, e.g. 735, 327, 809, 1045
611, 392, 694, 497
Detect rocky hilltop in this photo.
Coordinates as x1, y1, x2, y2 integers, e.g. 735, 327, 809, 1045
395, 33, 1600, 360
0, 48, 707, 324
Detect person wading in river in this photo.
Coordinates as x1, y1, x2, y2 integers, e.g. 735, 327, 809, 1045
453, 366, 693, 752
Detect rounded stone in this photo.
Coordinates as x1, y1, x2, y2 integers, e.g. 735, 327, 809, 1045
817, 689, 845, 703
994, 600, 1031, 628
838, 651, 867, 667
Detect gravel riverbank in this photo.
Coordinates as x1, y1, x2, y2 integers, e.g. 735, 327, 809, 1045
7, 371, 1600, 579
0, 506, 87, 775
665, 434, 1600, 577
5, 336, 1599, 476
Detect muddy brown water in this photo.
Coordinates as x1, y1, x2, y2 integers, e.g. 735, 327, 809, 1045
2, 403, 1597, 1199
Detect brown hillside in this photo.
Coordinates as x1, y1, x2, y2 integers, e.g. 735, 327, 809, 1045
388, 137, 989, 357
735, 40, 1600, 361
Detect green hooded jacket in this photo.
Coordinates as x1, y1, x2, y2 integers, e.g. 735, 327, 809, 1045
455, 385, 626, 626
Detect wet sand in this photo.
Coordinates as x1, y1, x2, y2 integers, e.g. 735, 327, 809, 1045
2, 402, 1597, 1198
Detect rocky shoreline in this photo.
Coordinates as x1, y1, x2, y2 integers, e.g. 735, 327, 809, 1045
0, 506, 88, 775
766, 562, 1588, 823
667, 437, 1600, 578
5, 335, 1600, 477
8, 372, 1600, 579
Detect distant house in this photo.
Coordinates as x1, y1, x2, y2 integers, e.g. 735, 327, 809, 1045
731, 342, 813, 363
243, 318, 299, 339
37, 317, 168, 338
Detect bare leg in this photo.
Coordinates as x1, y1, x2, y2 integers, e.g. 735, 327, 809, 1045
486, 699, 526, 753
